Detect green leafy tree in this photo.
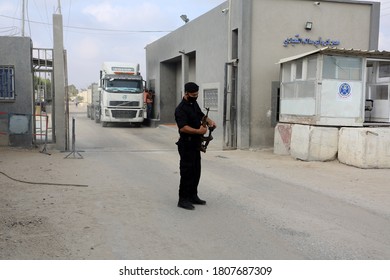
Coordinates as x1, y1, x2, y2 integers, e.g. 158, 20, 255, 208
33, 76, 52, 102
67, 84, 79, 100
76, 95, 84, 102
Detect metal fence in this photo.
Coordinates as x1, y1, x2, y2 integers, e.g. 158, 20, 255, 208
0, 111, 52, 146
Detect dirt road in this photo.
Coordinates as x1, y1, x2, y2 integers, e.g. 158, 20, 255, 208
1, 104, 390, 259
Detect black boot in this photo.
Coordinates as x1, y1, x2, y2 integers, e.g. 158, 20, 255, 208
190, 195, 206, 205
177, 199, 195, 210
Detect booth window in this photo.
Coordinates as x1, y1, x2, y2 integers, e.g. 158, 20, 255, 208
307, 57, 317, 79
323, 55, 362, 80
295, 60, 303, 80
0, 65, 15, 101
370, 85, 388, 100
282, 62, 292, 83
281, 57, 316, 99
378, 61, 390, 79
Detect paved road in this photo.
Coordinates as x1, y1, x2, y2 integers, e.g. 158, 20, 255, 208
1, 104, 390, 259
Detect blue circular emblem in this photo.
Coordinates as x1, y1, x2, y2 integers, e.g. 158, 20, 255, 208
338, 83, 351, 98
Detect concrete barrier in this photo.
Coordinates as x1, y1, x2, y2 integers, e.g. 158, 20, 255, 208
338, 127, 390, 168
274, 123, 390, 168
274, 123, 292, 155
291, 124, 339, 161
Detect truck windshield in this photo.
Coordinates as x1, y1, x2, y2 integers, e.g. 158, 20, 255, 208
105, 79, 142, 93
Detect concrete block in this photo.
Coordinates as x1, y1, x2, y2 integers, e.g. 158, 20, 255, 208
291, 124, 339, 161
274, 123, 292, 155
338, 127, 390, 168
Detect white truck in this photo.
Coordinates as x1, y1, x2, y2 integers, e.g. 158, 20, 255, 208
97, 62, 144, 127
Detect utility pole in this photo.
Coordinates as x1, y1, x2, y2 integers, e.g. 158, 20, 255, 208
21, 0, 25, 36
53, 13, 67, 150
57, 0, 62, 14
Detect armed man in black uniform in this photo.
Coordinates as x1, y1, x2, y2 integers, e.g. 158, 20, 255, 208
175, 82, 216, 210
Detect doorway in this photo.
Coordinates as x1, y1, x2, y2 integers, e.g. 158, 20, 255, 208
223, 61, 238, 149
32, 48, 54, 145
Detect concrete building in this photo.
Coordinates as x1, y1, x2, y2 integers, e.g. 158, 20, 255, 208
145, 0, 380, 150
0, 14, 68, 149
0, 36, 34, 146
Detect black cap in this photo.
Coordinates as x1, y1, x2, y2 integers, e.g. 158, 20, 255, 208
184, 82, 199, 93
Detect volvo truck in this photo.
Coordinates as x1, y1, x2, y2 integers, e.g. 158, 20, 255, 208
97, 62, 144, 127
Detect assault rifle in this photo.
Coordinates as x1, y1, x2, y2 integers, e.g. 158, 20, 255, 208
199, 107, 215, 153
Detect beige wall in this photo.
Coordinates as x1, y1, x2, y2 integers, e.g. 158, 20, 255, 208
146, 0, 379, 149
249, 0, 375, 147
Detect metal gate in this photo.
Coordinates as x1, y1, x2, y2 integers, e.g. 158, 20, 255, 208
32, 48, 54, 145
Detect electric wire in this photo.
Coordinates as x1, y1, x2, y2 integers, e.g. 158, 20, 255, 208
0, 14, 171, 34
30, 0, 52, 44
44, 0, 53, 44
12, 0, 22, 35
64, 0, 72, 43
0, 26, 18, 35
0, 171, 88, 188
26, 0, 32, 37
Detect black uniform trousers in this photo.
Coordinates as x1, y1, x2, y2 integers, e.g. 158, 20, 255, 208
177, 138, 201, 201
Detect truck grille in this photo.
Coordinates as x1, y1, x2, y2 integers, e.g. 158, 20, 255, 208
111, 110, 137, 119
109, 101, 139, 107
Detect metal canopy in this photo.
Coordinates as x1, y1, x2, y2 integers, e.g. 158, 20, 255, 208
277, 47, 390, 64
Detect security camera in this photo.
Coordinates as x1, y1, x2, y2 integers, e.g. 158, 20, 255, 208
314, 1, 320, 5
222, 8, 229, 14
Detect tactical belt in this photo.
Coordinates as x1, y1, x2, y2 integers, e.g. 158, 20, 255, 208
179, 136, 199, 142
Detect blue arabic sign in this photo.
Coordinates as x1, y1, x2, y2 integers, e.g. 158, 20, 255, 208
283, 34, 340, 47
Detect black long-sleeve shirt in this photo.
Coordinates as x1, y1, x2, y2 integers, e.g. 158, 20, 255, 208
175, 98, 205, 140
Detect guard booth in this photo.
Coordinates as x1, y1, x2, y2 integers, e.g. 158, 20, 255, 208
275, 47, 390, 168
278, 47, 390, 126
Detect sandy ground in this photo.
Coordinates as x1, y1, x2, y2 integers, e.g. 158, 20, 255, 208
0, 148, 88, 259
1, 106, 390, 260
1, 143, 390, 259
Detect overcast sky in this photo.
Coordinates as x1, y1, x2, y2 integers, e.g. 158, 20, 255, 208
1, 0, 390, 90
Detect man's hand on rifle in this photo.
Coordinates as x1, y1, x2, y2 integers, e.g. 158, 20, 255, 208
199, 117, 216, 153
206, 118, 216, 129
198, 125, 207, 135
